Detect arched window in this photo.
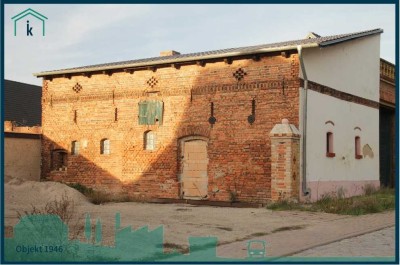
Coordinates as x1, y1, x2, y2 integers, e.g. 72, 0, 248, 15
71, 141, 80, 155
101, 139, 110, 155
355, 136, 362, 159
144, 131, 156, 150
326, 132, 335, 157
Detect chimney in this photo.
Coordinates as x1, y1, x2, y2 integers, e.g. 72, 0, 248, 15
160, 50, 180, 57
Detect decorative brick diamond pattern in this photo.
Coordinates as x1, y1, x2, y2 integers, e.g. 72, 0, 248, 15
72, 83, 82, 93
146, 77, 158, 88
233, 68, 247, 81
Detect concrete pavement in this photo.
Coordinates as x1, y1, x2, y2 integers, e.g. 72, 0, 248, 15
292, 226, 395, 257
217, 211, 395, 258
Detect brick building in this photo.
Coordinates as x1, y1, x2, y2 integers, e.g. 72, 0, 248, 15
4, 80, 42, 181
34, 28, 390, 203
379, 59, 396, 188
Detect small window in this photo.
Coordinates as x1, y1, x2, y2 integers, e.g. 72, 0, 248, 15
144, 131, 156, 150
355, 136, 362, 159
51, 150, 68, 171
326, 132, 335, 157
101, 139, 111, 155
71, 141, 80, 155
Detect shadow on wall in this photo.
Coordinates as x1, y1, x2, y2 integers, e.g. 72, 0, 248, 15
42, 52, 300, 203
42, 136, 125, 193
137, 53, 300, 202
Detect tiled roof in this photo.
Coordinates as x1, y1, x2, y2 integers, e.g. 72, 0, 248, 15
34, 28, 383, 77
4, 80, 42, 126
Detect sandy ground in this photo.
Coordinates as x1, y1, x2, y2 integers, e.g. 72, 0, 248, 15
4, 176, 347, 250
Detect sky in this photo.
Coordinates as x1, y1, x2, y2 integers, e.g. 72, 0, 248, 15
4, 4, 396, 86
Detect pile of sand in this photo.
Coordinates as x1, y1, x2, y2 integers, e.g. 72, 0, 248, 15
4, 176, 91, 214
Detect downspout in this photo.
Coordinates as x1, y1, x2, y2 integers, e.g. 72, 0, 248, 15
297, 45, 310, 196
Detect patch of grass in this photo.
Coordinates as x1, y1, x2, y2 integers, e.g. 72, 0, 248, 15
217, 232, 270, 246
271, 225, 306, 233
88, 191, 132, 205
249, 232, 269, 237
363, 183, 378, 196
216, 226, 233, 231
176, 208, 191, 212
266, 200, 303, 211
267, 187, 395, 215
67, 183, 94, 194
67, 183, 132, 205
163, 243, 189, 254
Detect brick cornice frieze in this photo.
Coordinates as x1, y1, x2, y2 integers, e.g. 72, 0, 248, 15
45, 79, 300, 104
300, 79, 380, 109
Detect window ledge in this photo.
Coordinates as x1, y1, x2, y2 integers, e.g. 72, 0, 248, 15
355, 154, 363, 159
326, 152, 336, 158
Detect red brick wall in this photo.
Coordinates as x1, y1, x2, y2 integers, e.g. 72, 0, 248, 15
41, 53, 300, 203
380, 80, 395, 105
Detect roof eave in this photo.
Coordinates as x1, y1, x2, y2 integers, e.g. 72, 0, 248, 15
33, 43, 318, 78
319, 29, 383, 47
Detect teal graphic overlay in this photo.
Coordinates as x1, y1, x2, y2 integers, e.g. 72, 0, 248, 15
95, 218, 102, 245
4, 213, 395, 262
84, 213, 91, 242
11, 8, 48, 36
247, 240, 266, 258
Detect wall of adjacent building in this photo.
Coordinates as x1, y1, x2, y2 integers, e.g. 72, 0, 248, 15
300, 34, 381, 201
5, 136, 41, 181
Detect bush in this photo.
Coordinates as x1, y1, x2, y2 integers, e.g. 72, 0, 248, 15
16, 192, 84, 239
17, 192, 74, 222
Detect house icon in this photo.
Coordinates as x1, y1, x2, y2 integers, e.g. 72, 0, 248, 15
11, 8, 47, 36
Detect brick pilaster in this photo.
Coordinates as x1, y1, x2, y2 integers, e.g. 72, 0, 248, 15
270, 119, 300, 201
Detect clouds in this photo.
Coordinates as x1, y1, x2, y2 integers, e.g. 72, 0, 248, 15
4, 4, 395, 86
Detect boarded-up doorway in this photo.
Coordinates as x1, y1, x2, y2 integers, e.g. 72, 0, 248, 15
180, 138, 209, 199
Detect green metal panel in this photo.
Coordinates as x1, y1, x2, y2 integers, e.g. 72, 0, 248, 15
138, 101, 148, 125
139, 101, 163, 125
155, 101, 164, 125
147, 101, 157, 125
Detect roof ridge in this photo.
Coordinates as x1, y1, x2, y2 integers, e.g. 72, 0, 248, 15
34, 28, 383, 77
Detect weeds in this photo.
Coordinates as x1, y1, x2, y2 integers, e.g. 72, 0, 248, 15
67, 183, 94, 194
249, 232, 269, 237
266, 200, 302, 211
163, 242, 189, 254
16, 192, 84, 239
271, 225, 306, 233
67, 183, 132, 205
267, 187, 395, 215
363, 183, 377, 195
17, 192, 74, 222
216, 226, 233, 231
